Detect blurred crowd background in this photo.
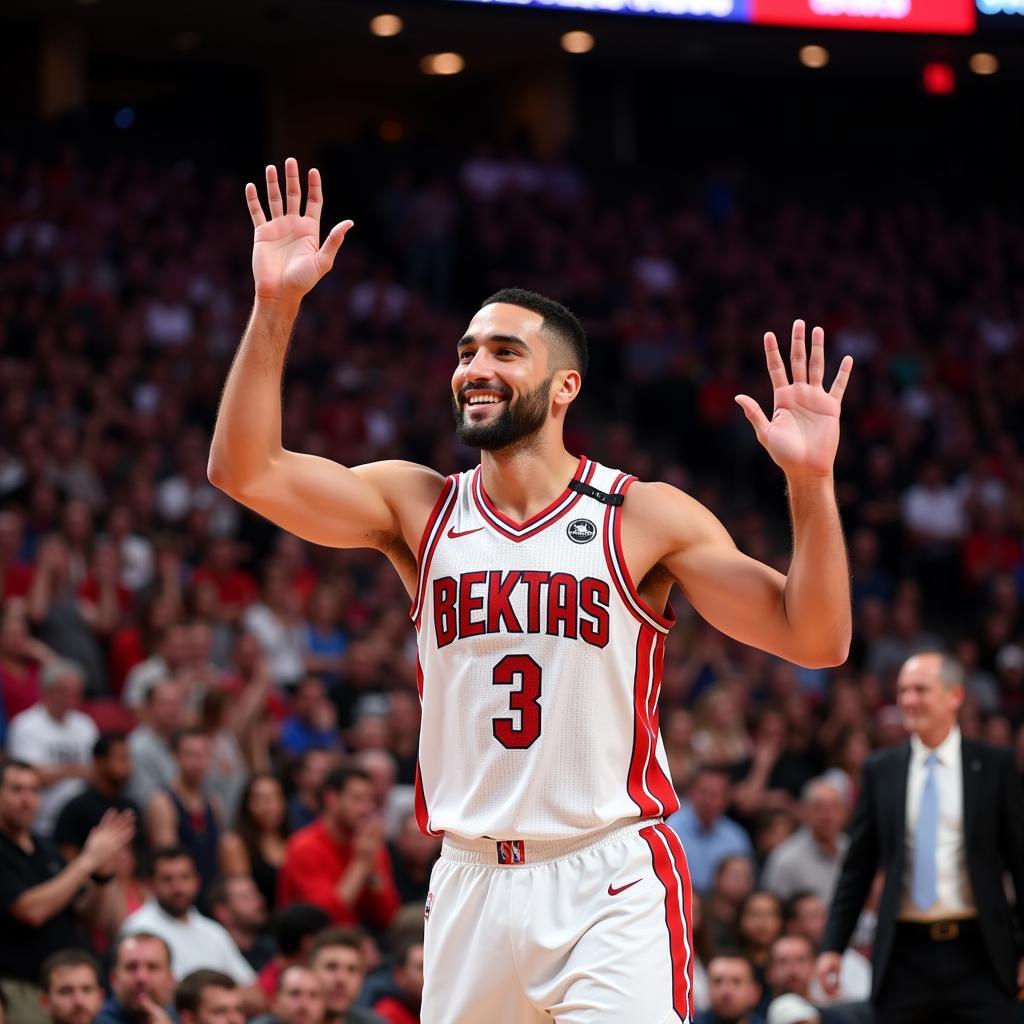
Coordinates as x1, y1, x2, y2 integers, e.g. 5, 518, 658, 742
2, 1, 1024, 1022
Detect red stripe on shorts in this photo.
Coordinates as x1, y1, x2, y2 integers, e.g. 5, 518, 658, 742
640, 824, 694, 1023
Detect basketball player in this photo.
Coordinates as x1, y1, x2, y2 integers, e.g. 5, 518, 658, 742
210, 159, 853, 1024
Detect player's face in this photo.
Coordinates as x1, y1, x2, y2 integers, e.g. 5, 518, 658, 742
452, 304, 556, 451
42, 965, 104, 1024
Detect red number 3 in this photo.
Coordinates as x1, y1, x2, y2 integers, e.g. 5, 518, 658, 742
492, 655, 542, 749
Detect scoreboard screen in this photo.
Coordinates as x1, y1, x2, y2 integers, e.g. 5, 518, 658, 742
454, 0, 1021, 34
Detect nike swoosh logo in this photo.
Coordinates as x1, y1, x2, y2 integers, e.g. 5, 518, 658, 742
608, 879, 641, 896
448, 527, 484, 538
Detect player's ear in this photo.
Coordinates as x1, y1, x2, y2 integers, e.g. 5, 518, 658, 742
552, 369, 581, 409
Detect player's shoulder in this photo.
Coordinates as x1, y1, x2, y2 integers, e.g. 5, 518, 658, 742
620, 478, 721, 538
352, 460, 448, 507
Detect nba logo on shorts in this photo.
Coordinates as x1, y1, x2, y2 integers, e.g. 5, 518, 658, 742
497, 840, 526, 864
424, 891, 434, 921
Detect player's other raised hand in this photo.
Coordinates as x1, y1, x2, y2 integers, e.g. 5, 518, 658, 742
245, 157, 353, 305
734, 319, 854, 479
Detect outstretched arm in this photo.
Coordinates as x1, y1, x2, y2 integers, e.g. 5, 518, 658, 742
208, 159, 443, 553
650, 321, 852, 667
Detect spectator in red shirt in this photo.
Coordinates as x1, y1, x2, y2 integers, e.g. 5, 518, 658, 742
277, 765, 399, 930
190, 538, 259, 625
371, 939, 423, 1024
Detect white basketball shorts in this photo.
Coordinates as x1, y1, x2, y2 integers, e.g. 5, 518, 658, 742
421, 818, 694, 1023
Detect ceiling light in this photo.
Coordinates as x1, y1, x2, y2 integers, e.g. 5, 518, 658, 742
799, 45, 829, 69
421, 52, 465, 76
370, 14, 403, 37
969, 52, 999, 75
561, 31, 595, 54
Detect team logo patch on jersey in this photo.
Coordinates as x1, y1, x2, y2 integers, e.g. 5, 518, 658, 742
567, 518, 597, 544
497, 840, 526, 865
424, 891, 434, 921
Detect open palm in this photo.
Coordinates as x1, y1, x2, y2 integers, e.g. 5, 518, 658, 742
735, 320, 853, 479
246, 158, 353, 304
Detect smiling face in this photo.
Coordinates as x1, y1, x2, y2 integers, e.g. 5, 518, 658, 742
452, 303, 579, 452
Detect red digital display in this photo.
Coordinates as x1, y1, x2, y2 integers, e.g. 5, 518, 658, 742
750, 0, 975, 31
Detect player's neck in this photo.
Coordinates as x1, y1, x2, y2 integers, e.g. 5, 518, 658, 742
479, 442, 579, 524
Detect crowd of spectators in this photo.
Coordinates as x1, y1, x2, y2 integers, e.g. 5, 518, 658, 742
0, 137, 1022, 1023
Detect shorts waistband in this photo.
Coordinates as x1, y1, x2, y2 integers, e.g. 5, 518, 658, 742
440, 818, 663, 866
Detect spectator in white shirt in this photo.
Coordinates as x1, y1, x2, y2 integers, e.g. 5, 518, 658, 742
120, 847, 263, 1014
6, 658, 98, 835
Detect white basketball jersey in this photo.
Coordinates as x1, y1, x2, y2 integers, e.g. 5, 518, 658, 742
411, 456, 680, 840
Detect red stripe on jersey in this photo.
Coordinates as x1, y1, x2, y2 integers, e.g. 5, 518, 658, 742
640, 824, 694, 1023
414, 759, 441, 838
613, 477, 674, 631
410, 476, 457, 625
471, 457, 595, 542
626, 625, 663, 817
645, 631, 680, 815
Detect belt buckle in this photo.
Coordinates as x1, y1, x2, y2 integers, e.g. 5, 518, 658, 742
930, 920, 959, 941
496, 840, 526, 865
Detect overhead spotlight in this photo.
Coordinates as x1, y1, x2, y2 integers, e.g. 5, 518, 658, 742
421, 52, 465, 76
561, 31, 595, 54
799, 45, 829, 69
969, 52, 999, 75
370, 14, 403, 37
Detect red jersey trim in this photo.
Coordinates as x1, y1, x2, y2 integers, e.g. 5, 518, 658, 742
625, 625, 676, 818
601, 474, 673, 634
410, 476, 458, 625
471, 456, 595, 542
641, 824, 695, 1023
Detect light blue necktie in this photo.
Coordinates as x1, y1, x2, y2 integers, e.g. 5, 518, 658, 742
912, 751, 939, 910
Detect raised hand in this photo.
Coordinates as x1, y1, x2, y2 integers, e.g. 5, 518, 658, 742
735, 320, 853, 479
246, 157, 353, 305
82, 808, 136, 871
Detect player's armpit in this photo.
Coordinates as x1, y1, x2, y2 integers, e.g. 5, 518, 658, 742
218, 452, 445, 552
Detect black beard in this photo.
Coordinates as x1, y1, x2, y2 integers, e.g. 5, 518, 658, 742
453, 375, 553, 451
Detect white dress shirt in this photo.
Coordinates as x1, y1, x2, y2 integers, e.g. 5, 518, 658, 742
899, 725, 977, 921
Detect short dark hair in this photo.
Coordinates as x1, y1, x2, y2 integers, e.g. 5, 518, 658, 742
174, 969, 236, 1013
207, 874, 242, 909
271, 903, 333, 956
481, 287, 588, 380
392, 934, 424, 970
40, 950, 102, 991
112, 932, 173, 970
321, 764, 372, 801
708, 951, 757, 982
171, 727, 208, 753
93, 731, 128, 760
782, 889, 823, 924
309, 926, 367, 964
147, 845, 196, 877
0, 759, 37, 786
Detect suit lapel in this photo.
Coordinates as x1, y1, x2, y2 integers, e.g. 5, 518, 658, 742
961, 738, 983, 842
888, 743, 912, 852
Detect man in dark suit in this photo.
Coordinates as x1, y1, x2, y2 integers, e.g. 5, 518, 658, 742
816, 651, 1024, 1023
